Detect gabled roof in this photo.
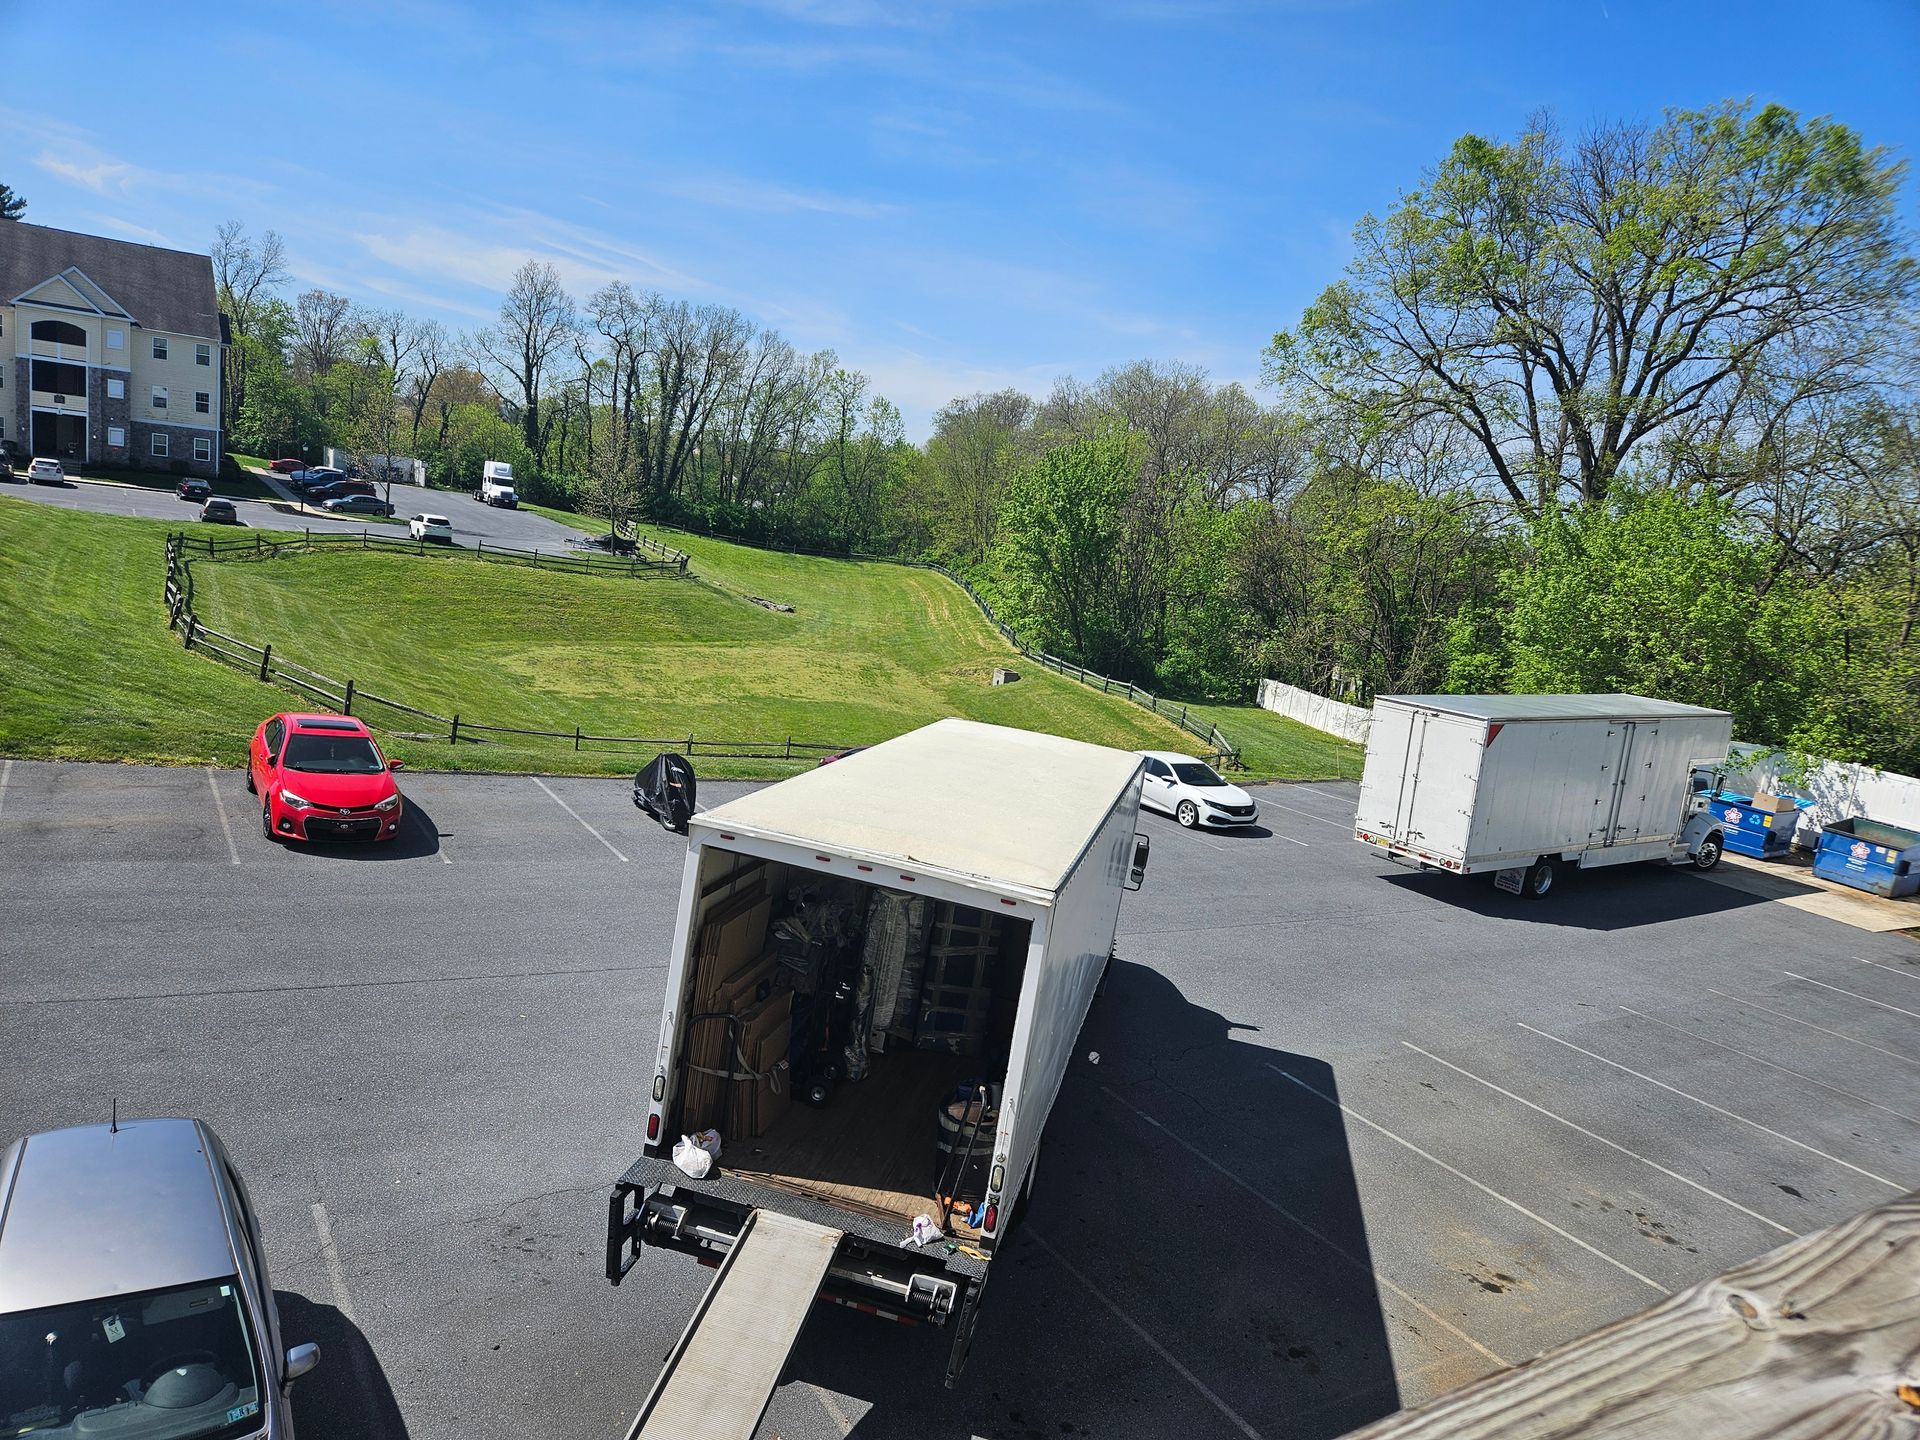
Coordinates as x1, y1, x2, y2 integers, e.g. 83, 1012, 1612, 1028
0, 222, 221, 338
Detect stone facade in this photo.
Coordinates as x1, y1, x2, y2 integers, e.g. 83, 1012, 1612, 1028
127, 418, 219, 476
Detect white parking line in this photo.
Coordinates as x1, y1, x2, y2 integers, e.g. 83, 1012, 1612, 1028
1100, 1084, 1510, 1364
1851, 954, 1920, 985
1270, 832, 1310, 848
1027, 1227, 1265, 1440
1705, 987, 1920, 1069
1398, 1042, 1795, 1237
0, 758, 11, 819
309, 1202, 358, 1322
1254, 796, 1351, 829
1617, 1006, 1920, 1129
809, 1385, 855, 1436
1782, 970, 1920, 1022
205, 767, 240, 865
532, 778, 628, 862
1516, 1023, 1908, 1192
1269, 1065, 1668, 1294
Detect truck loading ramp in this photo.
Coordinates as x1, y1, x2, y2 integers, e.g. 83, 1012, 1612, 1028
623, 1208, 842, 1440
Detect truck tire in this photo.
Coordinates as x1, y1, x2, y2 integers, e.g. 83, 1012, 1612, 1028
1523, 857, 1557, 898
1692, 833, 1723, 871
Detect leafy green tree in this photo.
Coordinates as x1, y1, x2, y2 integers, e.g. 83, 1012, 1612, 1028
1268, 101, 1917, 512
0, 183, 25, 220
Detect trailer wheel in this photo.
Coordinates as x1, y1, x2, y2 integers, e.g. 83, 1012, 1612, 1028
1692, 833, 1723, 872
1523, 857, 1556, 897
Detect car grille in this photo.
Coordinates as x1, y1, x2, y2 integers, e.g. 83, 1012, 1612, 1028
1213, 803, 1256, 818
306, 817, 382, 841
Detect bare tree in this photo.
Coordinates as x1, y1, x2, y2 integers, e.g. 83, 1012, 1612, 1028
404, 319, 448, 451
291, 289, 355, 379
210, 221, 289, 428
474, 259, 576, 467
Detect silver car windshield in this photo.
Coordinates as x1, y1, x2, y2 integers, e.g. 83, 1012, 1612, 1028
0, 1278, 264, 1438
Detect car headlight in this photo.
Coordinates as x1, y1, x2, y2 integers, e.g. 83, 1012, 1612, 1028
279, 788, 311, 809
374, 795, 400, 812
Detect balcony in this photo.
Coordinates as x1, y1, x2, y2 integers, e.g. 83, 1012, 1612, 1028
29, 338, 88, 363
31, 390, 87, 415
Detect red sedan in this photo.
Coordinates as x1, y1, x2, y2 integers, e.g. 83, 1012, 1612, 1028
247, 712, 405, 842
268, 457, 307, 473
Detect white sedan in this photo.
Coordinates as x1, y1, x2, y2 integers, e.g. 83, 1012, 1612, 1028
409, 513, 453, 542
1137, 750, 1258, 828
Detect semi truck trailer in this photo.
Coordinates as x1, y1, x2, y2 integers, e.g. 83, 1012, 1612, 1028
605, 719, 1150, 1437
1354, 693, 1735, 897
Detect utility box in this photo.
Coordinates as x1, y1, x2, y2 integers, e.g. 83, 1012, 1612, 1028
1812, 817, 1920, 898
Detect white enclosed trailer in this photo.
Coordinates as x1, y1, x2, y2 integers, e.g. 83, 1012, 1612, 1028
1354, 693, 1734, 897
606, 719, 1149, 1434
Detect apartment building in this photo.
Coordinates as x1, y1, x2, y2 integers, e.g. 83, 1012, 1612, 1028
0, 222, 226, 478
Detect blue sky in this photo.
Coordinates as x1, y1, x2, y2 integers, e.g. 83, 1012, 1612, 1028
3, 0, 1915, 437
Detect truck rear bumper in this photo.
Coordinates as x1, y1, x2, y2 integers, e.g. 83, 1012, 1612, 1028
608, 1155, 984, 1326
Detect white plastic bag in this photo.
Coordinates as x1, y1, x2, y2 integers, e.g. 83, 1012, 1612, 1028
672, 1129, 722, 1179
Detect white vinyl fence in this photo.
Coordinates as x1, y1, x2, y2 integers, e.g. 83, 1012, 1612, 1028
1256, 679, 1374, 744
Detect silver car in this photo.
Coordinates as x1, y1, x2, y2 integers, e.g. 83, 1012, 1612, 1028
0, 1118, 319, 1437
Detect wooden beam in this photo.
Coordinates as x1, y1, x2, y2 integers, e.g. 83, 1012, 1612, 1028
1341, 1192, 1920, 1439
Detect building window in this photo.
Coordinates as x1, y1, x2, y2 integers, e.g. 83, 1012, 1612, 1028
107, 377, 125, 400
107, 426, 125, 448
151, 387, 168, 410
151, 433, 170, 458
106, 328, 123, 349
195, 391, 210, 414
194, 436, 213, 463
152, 337, 169, 360
196, 343, 212, 366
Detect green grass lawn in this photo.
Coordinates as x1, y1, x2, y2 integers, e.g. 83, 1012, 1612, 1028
1179, 701, 1364, 781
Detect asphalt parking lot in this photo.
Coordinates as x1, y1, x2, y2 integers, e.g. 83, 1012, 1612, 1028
1, 473, 590, 552
3, 759, 1916, 1440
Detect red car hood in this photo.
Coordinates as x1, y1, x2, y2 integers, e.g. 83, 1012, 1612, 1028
281, 768, 398, 809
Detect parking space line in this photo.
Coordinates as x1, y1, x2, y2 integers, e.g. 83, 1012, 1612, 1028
532, 778, 629, 862
1782, 970, 1920, 1022
205, 767, 241, 865
1398, 1043, 1796, 1237
1850, 954, 1920, 985
1617, 1006, 1920, 1129
310, 1202, 358, 1322
410, 804, 450, 862
1254, 796, 1350, 829
1100, 1084, 1510, 1364
0, 758, 10, 819
1027, 1227, 1265, 1440
1270, 1065, 1668, 1294
1516, 1024, 1908, 1192
1706, 987, 1920, 1069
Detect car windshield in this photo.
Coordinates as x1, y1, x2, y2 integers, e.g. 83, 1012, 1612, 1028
0, 1278, 264, 1439
281, 733, 384, 774
1172, 763, 1227, 787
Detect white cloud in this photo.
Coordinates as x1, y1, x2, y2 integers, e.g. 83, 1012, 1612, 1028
35, 149, 143, 195
667, 175, 899, 219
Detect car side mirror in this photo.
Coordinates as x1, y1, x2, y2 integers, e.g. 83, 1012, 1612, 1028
1126, 832, 1150, 890
388, 759, 404, 772
285, 1343, 320, 1381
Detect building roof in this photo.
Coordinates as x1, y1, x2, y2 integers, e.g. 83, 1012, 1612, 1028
1380, 693, 1733, 722
0, 222, 221, 339
0, 1119, 237, 1312
695, 718, 1144, 896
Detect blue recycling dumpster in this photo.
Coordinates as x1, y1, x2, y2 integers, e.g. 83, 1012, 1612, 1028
1811, 817, 1920, 899
1707, 791, 1808, 859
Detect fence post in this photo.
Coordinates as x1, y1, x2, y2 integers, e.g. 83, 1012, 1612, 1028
1179, 704, 1188, 729
574, 726, 581, 751
361, 532, 368, 550
533, 551, 541, 569
450, 713, 460, 745
206, 535, 214, 558
183, 618, 195, 651
784, 736, 792, 760
476, 541, 483, 557
255, 534, 263, 557
687, 733, 695, 756
259, 643, 271, 683
344, 678, 355, 716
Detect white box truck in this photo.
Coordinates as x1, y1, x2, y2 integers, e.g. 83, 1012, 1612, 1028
605, 720, 1149, 1434
1354, 693, 1735, 897
478, 459, 518, 507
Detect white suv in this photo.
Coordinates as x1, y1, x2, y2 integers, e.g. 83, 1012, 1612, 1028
409, 513, 453, 543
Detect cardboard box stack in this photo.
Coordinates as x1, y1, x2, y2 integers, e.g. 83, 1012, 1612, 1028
682, 880, 791, 1139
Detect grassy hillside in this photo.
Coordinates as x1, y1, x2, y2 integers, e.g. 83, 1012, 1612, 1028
0, 496, 1361, 779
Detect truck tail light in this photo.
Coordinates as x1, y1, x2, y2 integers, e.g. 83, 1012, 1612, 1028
646, 1113, 660, 1141
983, 1203, 998, 1233
652, 1074, 665, 1101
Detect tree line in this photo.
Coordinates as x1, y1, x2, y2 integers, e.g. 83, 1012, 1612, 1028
206, 98, 1919, 773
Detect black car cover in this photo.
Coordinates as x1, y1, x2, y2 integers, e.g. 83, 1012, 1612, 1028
633, 753, 696, 832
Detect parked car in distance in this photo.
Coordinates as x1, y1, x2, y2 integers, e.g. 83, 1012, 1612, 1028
289, 467, 344, 492
0, 456, 14, 480
179, 476, 211, 501
305, 479, 372, 503
0, 1117, 321, 1438
26, 457, 65, 485
1137, 750, 1258, 828
269, 456, 306, 472
249, 712, 405, 842
320, 493, 392, 516
409, 513, 453, 542
199, 498, 240, 524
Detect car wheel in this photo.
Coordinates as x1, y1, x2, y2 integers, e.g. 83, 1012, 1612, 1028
1522, 857, 1556, 898
244, 768, 256, 795
1176, 799, 1199, 828
1692, 834, 1723, 872
261, 803, 279, 843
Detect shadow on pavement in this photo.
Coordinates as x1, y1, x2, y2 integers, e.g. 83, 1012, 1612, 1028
276, 1291, 409, 1439
284, 796, 443, 862
1382, 859, 1783, 929
782, 960, 1402, 1440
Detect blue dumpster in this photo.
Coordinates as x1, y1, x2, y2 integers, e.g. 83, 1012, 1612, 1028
1708, 791, 1809, 859
1812, 817, 1920, 899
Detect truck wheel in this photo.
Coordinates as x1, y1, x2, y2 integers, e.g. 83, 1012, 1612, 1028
1523, 857, 1556, 897
1692, 834, 1723, 871
1176, 800, 1199, 828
